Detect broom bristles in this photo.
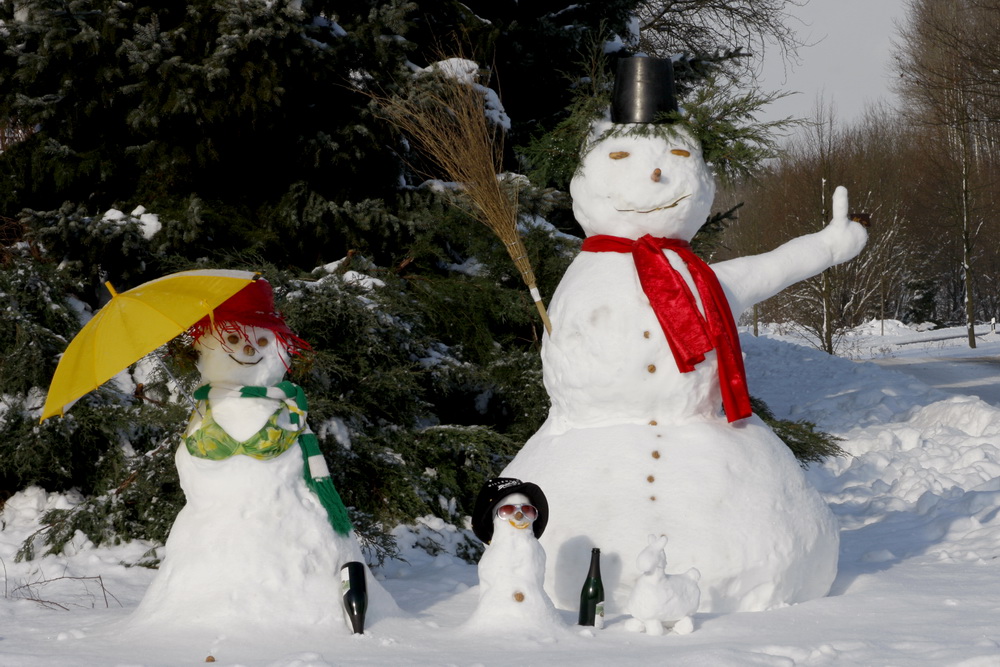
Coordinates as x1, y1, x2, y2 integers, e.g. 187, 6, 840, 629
371, 66, 551, 334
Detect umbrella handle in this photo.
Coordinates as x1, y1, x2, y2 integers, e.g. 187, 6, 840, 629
152, 355, 202, 418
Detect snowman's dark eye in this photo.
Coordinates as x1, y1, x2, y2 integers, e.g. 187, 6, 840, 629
226, 334, 240, 345
257, 337, 269, 347
671, 149, 691, 158
609, 151, 630, 160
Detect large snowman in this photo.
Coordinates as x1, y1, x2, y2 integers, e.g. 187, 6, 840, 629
126, 278, 396, 643
503, 57, 867, 614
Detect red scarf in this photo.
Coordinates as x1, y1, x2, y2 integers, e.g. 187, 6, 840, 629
581, 234, 751, 422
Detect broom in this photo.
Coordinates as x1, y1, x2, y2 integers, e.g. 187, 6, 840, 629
371, 64, 553, 335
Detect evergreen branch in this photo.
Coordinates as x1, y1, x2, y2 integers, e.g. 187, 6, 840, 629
750, 396, 846, 466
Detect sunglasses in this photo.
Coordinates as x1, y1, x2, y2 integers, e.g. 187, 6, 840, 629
496, 503, 538, 521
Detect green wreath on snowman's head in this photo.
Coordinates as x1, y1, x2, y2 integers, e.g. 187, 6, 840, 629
572, 56, 789, 183
580, 111, 696, 158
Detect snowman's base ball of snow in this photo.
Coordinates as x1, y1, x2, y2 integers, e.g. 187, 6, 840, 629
502, 416, 839, 613
126, 446, 396, 637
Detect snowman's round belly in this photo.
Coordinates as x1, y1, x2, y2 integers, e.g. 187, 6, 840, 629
542, 270, 723, 427
126, 446, 397, 636
503, 419, 839, 614
544, 338, 720, 427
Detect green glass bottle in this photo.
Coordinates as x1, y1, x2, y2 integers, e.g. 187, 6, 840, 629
578, 547, 605, 627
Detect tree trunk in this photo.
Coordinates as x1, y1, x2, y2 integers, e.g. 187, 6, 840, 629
961, 129, 977, 349
819, 179, 834, 354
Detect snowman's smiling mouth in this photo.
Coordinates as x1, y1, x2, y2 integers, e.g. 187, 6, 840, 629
228, 355, 262, 366
616, 194, 691, 213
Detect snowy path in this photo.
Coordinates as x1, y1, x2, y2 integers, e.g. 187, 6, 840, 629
870, 356, 1000, 407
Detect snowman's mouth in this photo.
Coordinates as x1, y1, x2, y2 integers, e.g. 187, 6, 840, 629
616, 194, 691, 214
228, 355, 262, 366
508, 519, 532, 530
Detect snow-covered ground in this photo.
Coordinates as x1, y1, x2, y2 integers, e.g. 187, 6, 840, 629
2, 320, 1000, 666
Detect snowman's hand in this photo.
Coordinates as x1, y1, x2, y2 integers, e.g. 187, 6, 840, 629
831, 184, 849, 223
823, 185, 867, 265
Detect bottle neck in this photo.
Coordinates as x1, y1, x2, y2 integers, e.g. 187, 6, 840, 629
587, 549, 601, 578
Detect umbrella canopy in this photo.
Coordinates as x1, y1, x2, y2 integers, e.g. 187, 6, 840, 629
40, 269, 260, 422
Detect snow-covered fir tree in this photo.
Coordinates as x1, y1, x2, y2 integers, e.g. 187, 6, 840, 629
0, 0, 818, 563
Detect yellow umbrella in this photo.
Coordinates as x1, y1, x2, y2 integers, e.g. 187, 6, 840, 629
40, 268, 260, 421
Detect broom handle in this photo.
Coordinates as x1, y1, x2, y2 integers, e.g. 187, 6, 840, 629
529, 285, 553, 335
506, 239, 552, 336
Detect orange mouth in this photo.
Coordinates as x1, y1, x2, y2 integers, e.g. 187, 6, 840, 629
509, 519, 531, 530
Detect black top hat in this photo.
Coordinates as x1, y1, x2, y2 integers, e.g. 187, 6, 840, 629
471, 477, 549, 544
611, 56, 678, 124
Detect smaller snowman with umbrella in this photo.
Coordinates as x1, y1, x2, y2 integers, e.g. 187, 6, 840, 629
41, 270, 396, 649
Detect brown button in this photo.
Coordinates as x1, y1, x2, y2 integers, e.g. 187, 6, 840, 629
650, 496, 657, 501
647, 364, 656, 373
513, 591, 525, 602
647, 475, 655, 483
649, 420, 657, 426
652, 450, 660, 459
643, 330, 651, 338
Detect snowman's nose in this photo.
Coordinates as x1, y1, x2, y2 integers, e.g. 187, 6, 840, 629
243, 344, 256, 356
651, 168, 662, 182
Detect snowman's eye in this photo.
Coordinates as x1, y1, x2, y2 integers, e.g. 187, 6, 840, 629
257, 337, 269, 347
609, 151, 630, 160
226, 334, 240, 345
671, 149, 691, 158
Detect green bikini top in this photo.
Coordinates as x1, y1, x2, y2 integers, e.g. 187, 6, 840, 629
179, 381, 353, 536
183, 401, 300, 461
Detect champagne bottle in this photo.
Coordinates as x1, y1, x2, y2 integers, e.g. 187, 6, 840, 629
341, 561, 368, 634
578, 547, 605, 627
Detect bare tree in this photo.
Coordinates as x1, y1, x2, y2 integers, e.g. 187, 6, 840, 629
636, 0, 807, 77
894, 0, 1000, 347
718, 102, 921, 353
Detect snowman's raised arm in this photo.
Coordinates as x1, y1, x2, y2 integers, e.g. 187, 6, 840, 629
711, 186, 867, 316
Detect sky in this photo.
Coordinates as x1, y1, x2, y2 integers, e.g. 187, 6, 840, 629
756, 0, 911, 127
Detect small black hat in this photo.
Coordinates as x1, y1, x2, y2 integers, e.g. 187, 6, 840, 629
611, 56, 679, 124
471, 477, 549, 544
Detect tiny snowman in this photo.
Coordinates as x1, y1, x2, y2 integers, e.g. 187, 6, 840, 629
127, 278, 396, 640
624, 535, 701, 636
461, 478, 564, 634
503, 57, 868, 613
